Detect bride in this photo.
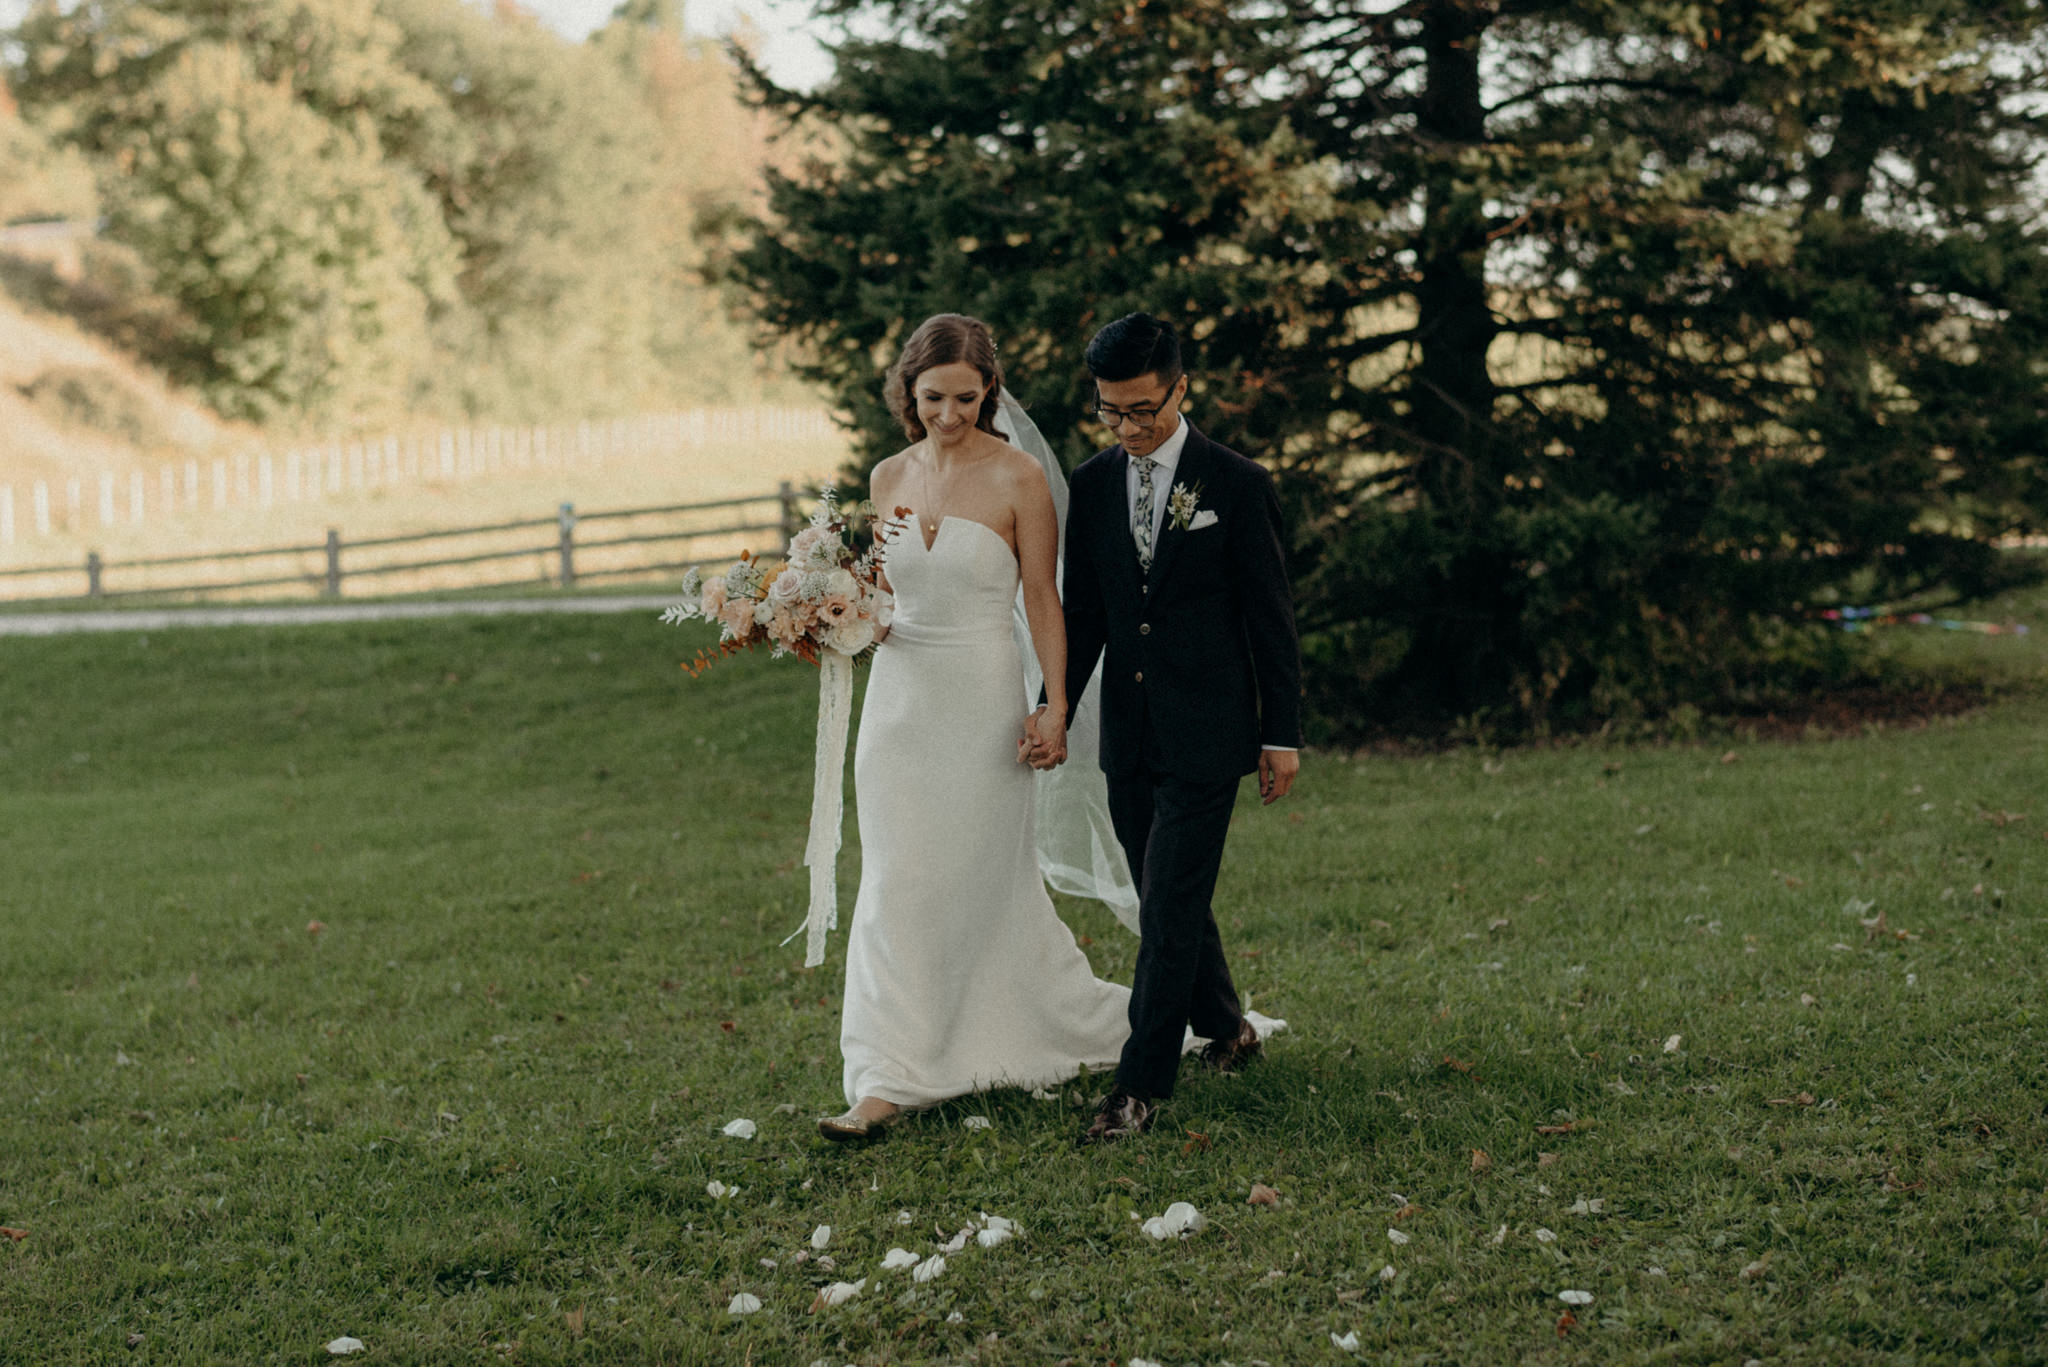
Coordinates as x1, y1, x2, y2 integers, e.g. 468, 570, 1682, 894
820, 313, 1136, 1141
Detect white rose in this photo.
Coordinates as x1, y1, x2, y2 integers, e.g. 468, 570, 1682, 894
754, 600, 775, 626
824, 568, 858, 599
827, 617, 875, 655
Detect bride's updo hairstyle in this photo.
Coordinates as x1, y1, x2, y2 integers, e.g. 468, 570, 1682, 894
885, 313, 1005, 441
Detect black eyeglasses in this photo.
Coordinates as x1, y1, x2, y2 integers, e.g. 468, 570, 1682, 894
1090, 377, 1183, 430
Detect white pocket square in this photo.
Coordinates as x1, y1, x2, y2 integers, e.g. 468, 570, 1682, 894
1188, 510, 1219, 531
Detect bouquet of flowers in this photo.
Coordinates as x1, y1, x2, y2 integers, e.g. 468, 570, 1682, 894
661, 490, 904, 968
662, 492, 899, 674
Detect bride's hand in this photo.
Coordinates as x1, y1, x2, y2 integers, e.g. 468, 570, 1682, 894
1028, 707, 1068, 769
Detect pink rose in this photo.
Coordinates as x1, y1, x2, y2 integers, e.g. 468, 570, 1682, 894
700, 579, 728, 617
718, 596, 757, 639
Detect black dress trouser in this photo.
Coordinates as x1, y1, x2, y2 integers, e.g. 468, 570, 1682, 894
1105, 757, 1245, 1099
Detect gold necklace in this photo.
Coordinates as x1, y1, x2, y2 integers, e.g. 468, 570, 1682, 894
920, 441, 942, 534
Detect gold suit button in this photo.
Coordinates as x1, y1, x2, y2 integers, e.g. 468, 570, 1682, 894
1135, 671, 1144, 683
1139, 623, 1151, 635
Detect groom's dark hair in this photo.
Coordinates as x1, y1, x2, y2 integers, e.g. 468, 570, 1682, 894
1084, 313, 1182, 386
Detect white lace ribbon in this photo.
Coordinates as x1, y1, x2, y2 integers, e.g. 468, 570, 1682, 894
801, 647, 855, 967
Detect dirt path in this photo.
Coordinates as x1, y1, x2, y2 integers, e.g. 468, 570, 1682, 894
0, 594, 678, 636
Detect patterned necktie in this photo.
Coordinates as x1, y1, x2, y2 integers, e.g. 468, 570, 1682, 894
1132, 456, 1159, 573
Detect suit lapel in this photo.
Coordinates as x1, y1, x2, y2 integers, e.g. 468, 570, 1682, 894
1140, 424, 1210, 603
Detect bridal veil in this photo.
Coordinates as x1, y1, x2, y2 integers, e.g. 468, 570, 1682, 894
994, 389, 1142, 934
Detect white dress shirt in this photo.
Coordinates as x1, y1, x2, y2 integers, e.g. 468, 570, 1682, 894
1123, 418, 1295, 755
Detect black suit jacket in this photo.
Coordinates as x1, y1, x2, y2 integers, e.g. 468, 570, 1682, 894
1061, 423, 1303, 783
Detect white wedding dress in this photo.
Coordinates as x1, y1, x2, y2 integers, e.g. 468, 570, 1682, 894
838, 513, 1133, 1107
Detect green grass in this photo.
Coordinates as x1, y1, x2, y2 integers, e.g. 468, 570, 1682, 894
2, 610, 2046, 1364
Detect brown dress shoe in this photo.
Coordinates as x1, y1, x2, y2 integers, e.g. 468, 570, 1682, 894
1080, 1089, 1156, 1145
1200, 1018, 1263, 1074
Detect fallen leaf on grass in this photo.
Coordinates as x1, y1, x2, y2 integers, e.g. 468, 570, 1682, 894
1182, 1129, 1212, 1154
809, 1279, 866, 1312
1882, 1170, 1926, 1193
727, 1293, 761, 1315
1765, 1093, 1816, 1108
1471, 1149, 1492, 1174
1537, 1151, 1559, 1167
1535, 1122, 1582, 1136
1442, 1055, 1479, 1077
721, 1118, 756, 1139
1720, 750, 1740, 764
564, 1307, 584, 1339
1556, 1311, 1579, 1337
0, 1228, 25, 1242
305, 921, 326, 936
1741, 1253, 1772, 1280
1979, 809, 2028, 828
1247, 1182, 1281, 1207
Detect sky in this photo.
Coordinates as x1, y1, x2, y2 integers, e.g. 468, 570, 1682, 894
0, 0, 839, 89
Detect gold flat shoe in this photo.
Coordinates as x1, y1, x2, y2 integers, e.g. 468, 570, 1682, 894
818, 1109, 898, 1144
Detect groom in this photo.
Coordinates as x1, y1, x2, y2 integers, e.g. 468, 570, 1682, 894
1033, 312, 1302, 1145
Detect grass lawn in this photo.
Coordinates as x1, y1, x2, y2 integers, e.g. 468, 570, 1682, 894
2, 604, 2045, 1364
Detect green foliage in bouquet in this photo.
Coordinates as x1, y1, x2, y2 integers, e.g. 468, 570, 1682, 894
723, 0, 2048, 739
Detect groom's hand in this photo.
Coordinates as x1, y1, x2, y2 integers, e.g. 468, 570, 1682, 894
1257, 748, 1299, 805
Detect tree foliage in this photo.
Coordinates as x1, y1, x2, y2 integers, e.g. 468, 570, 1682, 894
729, 0, 2048, 736
3, 0, 789, 425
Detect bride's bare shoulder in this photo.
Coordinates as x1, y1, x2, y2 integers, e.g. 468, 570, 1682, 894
871, 448, 920, 489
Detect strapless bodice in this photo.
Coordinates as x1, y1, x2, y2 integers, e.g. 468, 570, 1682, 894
880, 516, 1019, 637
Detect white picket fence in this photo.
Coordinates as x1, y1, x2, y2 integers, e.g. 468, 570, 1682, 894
0, 407, 834, 549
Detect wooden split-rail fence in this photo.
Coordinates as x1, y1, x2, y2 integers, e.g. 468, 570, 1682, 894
0, 487, 807, 606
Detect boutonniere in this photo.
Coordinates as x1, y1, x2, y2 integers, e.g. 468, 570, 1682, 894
1167, 480, 1206, 532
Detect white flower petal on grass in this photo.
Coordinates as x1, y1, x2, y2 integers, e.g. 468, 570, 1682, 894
1331, 1332, 1361, 1352
705, 1181, 736, 1200
1141, 1202, 1208, 1240
1387, 1228, 1411, 1246
896, 1210, 914, 1226
1558, 1290, 1594, 1306
1379, 1264, 1398, 1282
1131, 1359, 1163, 1367
962, 1115, 991, 1130
1535, 1228, 1558, 1243
1490, 1224, 1508, 1246
880, 1248, 919, 1271
1663, 1034, 1683, 1053
912, 1255, 947, 1283
976, 1226, 1014, 1249
1646, 1266, 1667, 1278
945, 1311, 965, 1324
981, 1214, 1016, 1234
325, 1339, 365, 1356
938, 1229, 970, 1254
810, 1224, 832, 1250
727, 1293, 762, 1315
808, 1278, 866, 1312
1567, 1198, 1606, 1216
773, 1102, 799, 1115
115, 1051, 137, 1068
722, 1118, 757, 1139
1031, 1087, 1057, 1101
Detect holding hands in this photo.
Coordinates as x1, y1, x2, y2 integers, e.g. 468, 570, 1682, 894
1019, 705, 1067, 770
